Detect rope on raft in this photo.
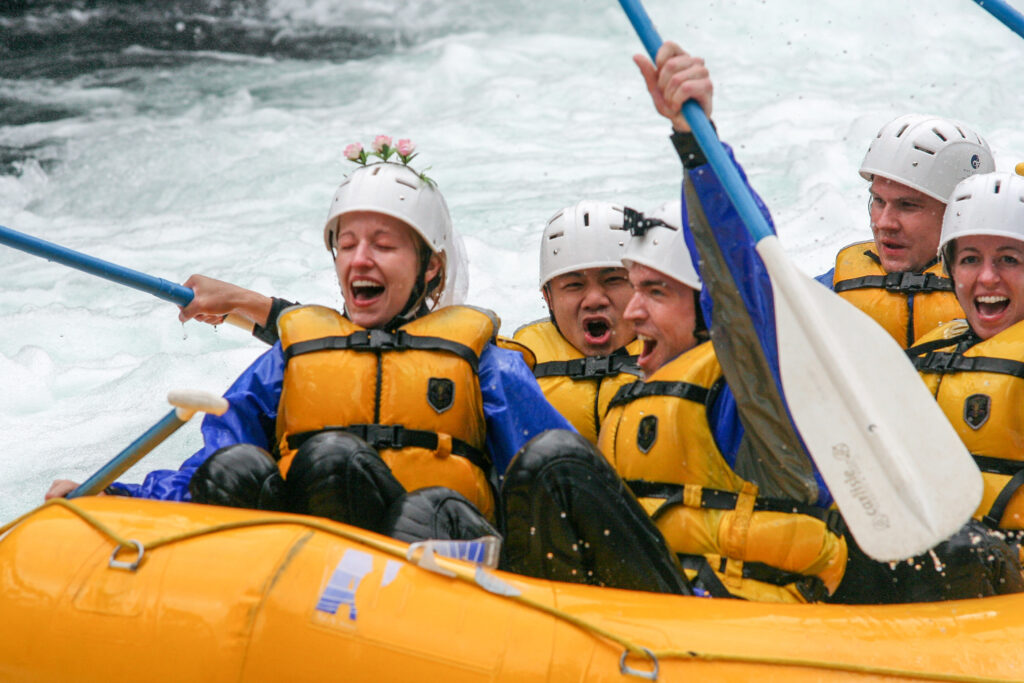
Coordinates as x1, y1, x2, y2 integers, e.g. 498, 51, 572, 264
1, 498, 1013, 683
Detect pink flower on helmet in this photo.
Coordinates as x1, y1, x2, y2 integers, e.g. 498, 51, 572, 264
371, 135, 393, 153
344, 142, 364, 162
396, 138, 415, 157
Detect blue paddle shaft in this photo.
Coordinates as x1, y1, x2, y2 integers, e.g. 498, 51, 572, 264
0, 224, 194, 306
67, 409, 187, 498
973, 0, 1024, 39
617, 0, 773, 243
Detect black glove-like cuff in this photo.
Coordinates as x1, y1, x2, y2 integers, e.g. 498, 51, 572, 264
671, 123, 716, 169
252, 297, 297, 346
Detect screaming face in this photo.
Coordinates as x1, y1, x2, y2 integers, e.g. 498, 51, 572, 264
623, 263, 699, 376
544, 267, 635, 356
950, 234, 1024, 341
333, 211, 441, 329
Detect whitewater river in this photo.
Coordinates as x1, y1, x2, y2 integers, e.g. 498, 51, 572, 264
1, 0, 1022, 522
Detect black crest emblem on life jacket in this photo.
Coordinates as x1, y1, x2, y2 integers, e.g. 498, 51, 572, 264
427, 377, 455, 414
637, 415, 658, 453
963, 393, 991, 430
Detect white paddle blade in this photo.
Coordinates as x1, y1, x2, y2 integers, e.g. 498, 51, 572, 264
167, 389, 230, 421
755, 237, 982, 561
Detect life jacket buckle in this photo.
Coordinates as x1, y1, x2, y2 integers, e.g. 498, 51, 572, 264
360, 424, 404, 450
886, 272, 929, 293
583, 355, 613, 377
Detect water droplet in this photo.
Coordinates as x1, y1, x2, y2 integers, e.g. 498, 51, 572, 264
603, 529, 610, 536
546, 552, 554, 560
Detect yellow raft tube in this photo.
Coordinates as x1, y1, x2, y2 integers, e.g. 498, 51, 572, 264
1, 497, 1022, 682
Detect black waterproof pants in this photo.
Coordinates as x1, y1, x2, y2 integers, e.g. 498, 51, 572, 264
190, 432, 497, 541
500, 429, 691, 595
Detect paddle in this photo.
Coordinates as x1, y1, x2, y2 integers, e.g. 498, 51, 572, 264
617, 0, 982, 561
0, 224, 254, 331
67, 390, 229, 498
973, 0, 1024, 39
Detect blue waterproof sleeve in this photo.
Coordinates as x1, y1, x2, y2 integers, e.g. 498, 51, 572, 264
681, 144, 832, 507
815, 267, 836, 289
479, 343, 575, 476
109, 345, 284, 500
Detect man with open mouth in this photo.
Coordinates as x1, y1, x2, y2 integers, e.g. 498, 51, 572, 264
512, 200, 644, 445
501, 199, 847, 602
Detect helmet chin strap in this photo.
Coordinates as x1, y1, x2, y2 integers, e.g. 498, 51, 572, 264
380, 247, 437, 331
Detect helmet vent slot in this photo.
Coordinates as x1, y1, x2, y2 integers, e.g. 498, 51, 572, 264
993, 180, 1002, 194
913, 144, 937, 156
396, 177, 418, 190
583, 213, 591, 227
931, 128, 948, 142
547, 231, 564, 240
895, 123, 910, 137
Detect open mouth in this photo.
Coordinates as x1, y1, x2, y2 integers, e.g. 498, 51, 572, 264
976, 295, 1010, 318
583, 318, 611, 344
637, 334, 658, 365
351, 279, 385, 303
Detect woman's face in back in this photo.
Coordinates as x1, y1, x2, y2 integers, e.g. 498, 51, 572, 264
950, 234, 1024, 340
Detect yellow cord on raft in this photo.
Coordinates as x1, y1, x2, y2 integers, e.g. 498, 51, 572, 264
3, 498, 1016, 683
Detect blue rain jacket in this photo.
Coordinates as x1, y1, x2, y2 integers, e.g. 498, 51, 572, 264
680, 142, 833, 507
111, 342, 573, 500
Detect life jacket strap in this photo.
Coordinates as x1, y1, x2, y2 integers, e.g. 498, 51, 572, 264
834, 271, 953, 294
608, 380, 710, 410
287, 424, 490, 473
283, 330, 481, 371
983, 467, 1024, 529
532, 354, 641, 380
629, 480, 846, 537
912, 351, 1024, 379
678, 555, 828, 603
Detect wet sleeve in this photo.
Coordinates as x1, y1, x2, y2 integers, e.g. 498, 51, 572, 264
479, 344, 575, 476
108, 344, 285, 500
678, 137, 832, 507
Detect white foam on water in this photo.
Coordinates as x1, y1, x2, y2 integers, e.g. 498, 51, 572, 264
1, 0, 1023, 521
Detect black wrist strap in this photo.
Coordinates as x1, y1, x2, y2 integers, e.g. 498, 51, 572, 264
253, 297, 297, 346
671, 124, 716, 169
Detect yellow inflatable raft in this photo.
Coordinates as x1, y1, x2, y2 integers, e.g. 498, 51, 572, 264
1, 497, 1023, 682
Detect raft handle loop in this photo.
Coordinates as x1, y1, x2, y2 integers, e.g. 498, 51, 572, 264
619, 647, 659, 680
406, 540, 456, 577
108, 539, 145, 571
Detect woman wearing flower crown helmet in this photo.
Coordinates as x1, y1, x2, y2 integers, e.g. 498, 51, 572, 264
46, 137, 576, 541
907, 171, 1024, 547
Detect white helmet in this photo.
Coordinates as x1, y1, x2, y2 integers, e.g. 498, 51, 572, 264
539, 200, 630, 287
859, 114, 994, 203
621, 200, 701, 291
940, 172, 1024, 264
323, 162, 468, 307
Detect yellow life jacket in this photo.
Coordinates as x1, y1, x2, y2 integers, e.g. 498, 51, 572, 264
276, 305, 496, 518
911, 319, 1024, 530
512, 319, 642, 445
832, 241, 963, 348
597, 342, 847, 604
